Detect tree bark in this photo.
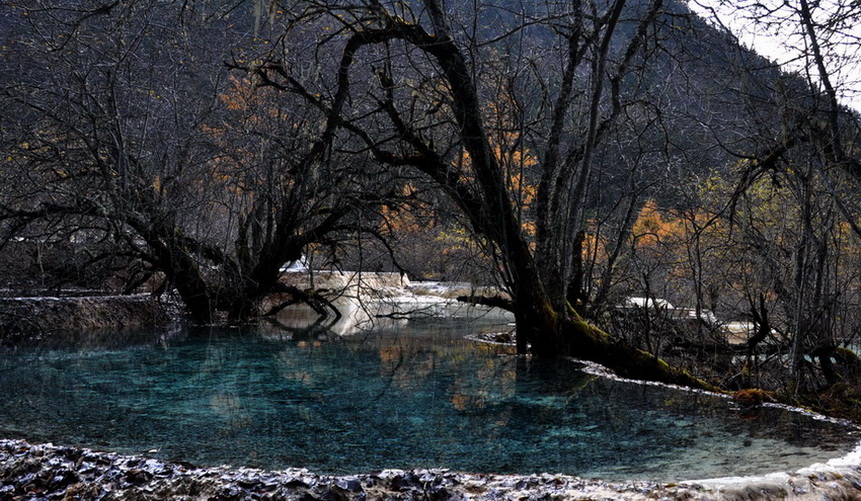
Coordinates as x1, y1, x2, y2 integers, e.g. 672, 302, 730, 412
253, 0, 718, 393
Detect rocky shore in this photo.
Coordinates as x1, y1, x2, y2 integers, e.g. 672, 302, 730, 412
0, 294, 171, 344
4, 439, 861, 500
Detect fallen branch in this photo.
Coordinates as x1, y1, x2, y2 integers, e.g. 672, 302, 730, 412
456, 294, 513, 311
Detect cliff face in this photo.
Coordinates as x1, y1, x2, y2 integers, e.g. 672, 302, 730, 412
0, 295, 171, 343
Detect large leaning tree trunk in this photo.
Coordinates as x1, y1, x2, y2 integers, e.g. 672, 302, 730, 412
246, 0, 715, 390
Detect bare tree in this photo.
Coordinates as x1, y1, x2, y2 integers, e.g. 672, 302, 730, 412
0, 0, 383, 322
688, 0, 861, 392
236, 0, 722, 388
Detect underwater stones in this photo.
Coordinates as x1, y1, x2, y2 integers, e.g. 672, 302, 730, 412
124, 467, 154, 485
0, 439, 648, 500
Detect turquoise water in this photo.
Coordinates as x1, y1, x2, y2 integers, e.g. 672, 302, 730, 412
0, 317, 857, 481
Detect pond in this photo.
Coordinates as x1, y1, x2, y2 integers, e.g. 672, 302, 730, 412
0, 309, 858, 482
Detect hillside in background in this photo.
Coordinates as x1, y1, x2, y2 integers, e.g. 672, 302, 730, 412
3, 0, 861, 405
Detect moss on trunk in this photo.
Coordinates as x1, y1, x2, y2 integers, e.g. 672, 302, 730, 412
561, 316, 720, 392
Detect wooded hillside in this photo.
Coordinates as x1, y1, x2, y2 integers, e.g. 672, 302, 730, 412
2, 0, 861, 414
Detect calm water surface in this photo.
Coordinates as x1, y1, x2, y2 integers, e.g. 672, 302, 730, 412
0, 316, 858, 481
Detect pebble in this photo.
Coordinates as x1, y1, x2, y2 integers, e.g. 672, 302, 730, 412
3, 439, 861, 500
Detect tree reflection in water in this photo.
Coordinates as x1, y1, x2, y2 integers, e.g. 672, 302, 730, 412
0, 313, 856, 481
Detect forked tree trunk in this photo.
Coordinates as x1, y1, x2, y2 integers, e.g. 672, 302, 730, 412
256, 0, 719, 394
157, 242, 213, 324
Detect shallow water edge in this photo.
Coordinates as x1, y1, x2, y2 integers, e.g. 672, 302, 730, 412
3, 438, 861, 500
4, 322, 858, 481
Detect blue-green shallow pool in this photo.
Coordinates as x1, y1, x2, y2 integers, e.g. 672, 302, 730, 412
0, 318, 858, 482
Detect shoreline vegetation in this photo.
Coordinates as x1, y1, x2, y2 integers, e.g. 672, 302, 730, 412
0, 294, 172, 344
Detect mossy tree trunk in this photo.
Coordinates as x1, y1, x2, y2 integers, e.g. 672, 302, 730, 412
250, 0, 718, 392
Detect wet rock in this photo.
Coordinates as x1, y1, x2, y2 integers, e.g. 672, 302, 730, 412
124, 468, 154, 485
494, 333, 512, 343
213, 484, 242, 500
389, 472, 415, 491
283, 478, 311, 489
5, 438, 861, 500
335, 476, 363, 492
49, 469, 79, 489
321, 486, 352, 501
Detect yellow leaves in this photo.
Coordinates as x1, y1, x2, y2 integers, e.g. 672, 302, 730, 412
199, 123, 224, 139
219, 75, 255, 111
507, 171, 536, 210
380, 204, 423, 234
198, 75, 295, 195
520, 220, 537, 239
511, 167, 538, 241
631, 199, 684, 248
834, 220, 861, 258
436, 225, 476, 256
400, 183, 418, 198
626, 200, 734, 282
379, 183, 430, 235
582, 228, 610, 265
450, 133, 539, 238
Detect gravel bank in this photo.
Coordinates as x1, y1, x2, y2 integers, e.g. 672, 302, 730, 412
4, 439, 861, 500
